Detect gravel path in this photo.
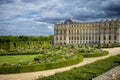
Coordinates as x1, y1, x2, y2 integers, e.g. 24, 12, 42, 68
0, 47, 120, 80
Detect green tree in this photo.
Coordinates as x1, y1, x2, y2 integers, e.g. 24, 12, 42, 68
47, 34, 53, 41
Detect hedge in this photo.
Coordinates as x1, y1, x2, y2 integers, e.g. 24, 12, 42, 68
81, 51, 108, 58
0, 40, 52, 51
0, 55, 83, 74
37, 54, 120, 80
0, 51, 44, 56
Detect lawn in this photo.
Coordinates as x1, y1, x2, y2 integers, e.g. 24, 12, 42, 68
0, 55, 38, 64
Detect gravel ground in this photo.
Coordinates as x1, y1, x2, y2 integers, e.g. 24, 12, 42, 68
0, 47, 120, 80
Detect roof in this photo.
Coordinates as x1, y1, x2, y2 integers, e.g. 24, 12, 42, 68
64, 19, 73, 24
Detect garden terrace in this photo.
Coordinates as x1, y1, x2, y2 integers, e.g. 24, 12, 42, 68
0, 47, 120, 80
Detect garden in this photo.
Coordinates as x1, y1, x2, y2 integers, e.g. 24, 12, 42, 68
0, 45, 109, 74
37, 54, 120, 80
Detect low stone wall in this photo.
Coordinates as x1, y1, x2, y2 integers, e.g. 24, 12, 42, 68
92, 66, 120, 80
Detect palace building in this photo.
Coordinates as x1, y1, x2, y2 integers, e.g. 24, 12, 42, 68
54, 18, 120, 45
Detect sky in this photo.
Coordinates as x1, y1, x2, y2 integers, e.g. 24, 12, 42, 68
0, 0, 120, 36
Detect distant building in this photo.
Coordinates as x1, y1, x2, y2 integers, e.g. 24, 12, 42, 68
54, 18, 120, 45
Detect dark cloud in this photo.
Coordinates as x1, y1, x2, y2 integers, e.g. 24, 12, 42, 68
100, 0, 120, 18
36, 19, 64, 24
0, 0, 120, 35
102, 0, 120, 11
21, 0, 43, 3
0, 0, 14, 4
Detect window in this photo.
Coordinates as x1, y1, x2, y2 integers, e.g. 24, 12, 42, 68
64, 36, 66, 40
114, 35, 117, 40
72, 25, 73, 27
109, 28, 111, 34
69, 30, 70, 34
77, 30, 79, 34
60, 37, 62, 40
109, 23, 112, 26
104, 29, 106, 34
56, 31, 58, 35
56, 37, 58, 40
60, 30, 62, 35
92, 36, 94, 40
74, 25, 76, 27
77, 37, 79, 40
109, 36, 111, 40
74, 37, 76, 40
72, 37, 73, 40
114, 28, 117, 34
89, 36, 91, 40
104, 36, 106, 40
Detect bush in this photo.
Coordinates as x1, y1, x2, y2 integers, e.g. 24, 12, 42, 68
81, 51, 108, 58
97, 43, 120, 48
0, 55, 83, 74
0, 51, 44, 56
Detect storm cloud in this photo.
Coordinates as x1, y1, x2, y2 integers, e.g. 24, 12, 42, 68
0, 0, 120, 35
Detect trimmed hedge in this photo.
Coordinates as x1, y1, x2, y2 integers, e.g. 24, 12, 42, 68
37, 54, 120, 80
0, 55, 83, 74
0, 51, 44, 56
0, 40, 52, 51
98, 43, 120, 48
81, 51, 108, 58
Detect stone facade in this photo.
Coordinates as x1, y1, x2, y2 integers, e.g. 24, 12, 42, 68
54, 18, 120, 45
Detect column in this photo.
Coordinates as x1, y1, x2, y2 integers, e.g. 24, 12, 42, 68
76, 29, 77, 44
66, 29, 69, 44
118, 27, 120, 43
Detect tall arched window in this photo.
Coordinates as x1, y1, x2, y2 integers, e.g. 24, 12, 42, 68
114, 35, 117, 40
77, 30, 79, 34
104, 36, 106, 40
109, 35, 111, 40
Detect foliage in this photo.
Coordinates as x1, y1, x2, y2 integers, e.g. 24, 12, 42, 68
0, 35, 53, 41
0, 41, 52, 51
98, 43, 120, 48
37, 54, 120, 80
81, 51, 108, 58
34, 50, 80, 64
0, 51, 44, 56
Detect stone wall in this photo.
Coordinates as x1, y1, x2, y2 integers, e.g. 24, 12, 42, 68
92, 66, 120, 80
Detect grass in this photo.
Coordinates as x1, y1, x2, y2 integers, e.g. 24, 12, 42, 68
0, 55, 38, 64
